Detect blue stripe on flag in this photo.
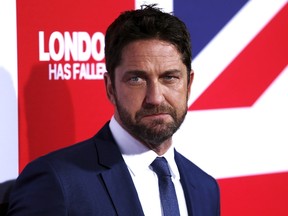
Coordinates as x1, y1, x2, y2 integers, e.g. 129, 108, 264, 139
174, 0, 249, 58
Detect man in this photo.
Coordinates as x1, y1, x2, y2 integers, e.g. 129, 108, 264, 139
8, 5, 220, 216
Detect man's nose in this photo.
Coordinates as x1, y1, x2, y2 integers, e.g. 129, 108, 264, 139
144, 81, 165, 106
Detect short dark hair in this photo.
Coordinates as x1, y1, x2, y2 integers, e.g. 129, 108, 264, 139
105, 4, 192, 85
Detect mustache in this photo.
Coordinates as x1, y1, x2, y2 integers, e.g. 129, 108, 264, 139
135, 104, 175, 119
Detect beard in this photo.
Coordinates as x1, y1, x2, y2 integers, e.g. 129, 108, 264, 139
115, 99, 188, 147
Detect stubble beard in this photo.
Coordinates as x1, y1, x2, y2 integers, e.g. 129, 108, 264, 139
115, 99, 188, 148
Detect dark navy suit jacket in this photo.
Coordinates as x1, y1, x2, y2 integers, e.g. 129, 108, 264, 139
7, 122, 220, 215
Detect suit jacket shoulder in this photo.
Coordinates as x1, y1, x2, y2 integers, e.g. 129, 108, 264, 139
8, 123, 144, 216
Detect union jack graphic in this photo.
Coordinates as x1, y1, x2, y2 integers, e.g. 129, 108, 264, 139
0, 0, 287, 215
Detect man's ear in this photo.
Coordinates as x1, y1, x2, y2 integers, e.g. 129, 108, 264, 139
187, 70, 194, 99
104, 72, 116, 105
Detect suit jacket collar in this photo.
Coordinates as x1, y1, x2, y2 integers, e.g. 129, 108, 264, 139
93, 122, 145, 216
92, 123, 207, 216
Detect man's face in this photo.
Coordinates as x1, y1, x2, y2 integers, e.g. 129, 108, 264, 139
105, 39, 193, 149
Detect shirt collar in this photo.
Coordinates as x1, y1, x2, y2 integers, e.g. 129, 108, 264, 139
109, 116, 180, 180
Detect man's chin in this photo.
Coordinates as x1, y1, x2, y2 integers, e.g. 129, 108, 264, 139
139, 116, 174, 126
140, 122, 175, 136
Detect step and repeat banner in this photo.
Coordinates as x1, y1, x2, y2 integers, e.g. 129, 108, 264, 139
1, 0, 287, 215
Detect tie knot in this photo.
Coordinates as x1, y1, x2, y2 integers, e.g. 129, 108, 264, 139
151, 157, 171, 177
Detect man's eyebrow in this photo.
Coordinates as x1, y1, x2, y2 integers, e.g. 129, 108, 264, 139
162, 69, 182, 74
123, 70, 147, 76
124, 69, 182, 75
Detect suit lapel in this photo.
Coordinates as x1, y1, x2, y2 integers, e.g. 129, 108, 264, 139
101, 162, 144, 216
94, 123, 145, 216
175, 151, 197, 216
175, 150, 220, 216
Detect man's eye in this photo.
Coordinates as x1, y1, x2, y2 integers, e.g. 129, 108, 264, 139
130, 77, 140, 82
127, 76, 145, 85
164, 76, 174, 80
163, 76, 178, 82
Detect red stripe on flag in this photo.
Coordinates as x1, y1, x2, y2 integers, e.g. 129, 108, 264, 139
189, 3, 288, 110
217, 172, 288, 216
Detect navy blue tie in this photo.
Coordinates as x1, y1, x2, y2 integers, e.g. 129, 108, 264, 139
151, 157, 180, 216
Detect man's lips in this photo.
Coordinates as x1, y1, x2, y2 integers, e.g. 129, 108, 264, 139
141, 113, 170, 118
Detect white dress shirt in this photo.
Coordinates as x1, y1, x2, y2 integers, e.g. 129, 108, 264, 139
109, 116, 188, 216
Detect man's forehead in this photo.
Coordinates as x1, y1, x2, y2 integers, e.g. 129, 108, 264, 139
121, 39, 180, 55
